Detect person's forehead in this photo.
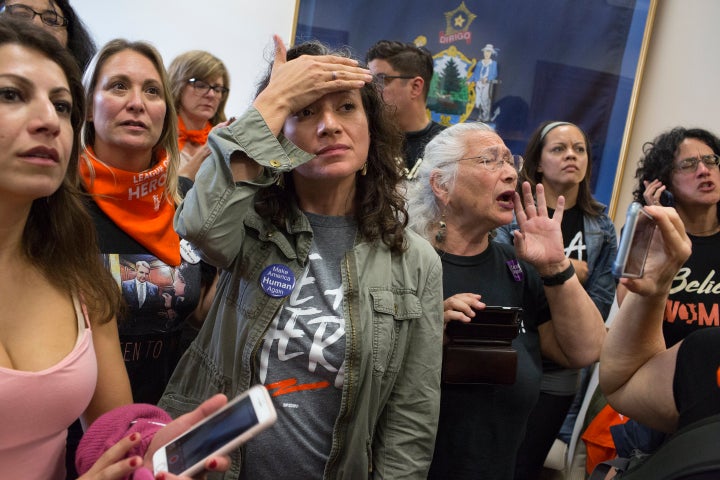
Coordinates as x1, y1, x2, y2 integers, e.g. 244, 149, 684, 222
7, 0, 60, 11
545, 125, 585, 143
677, 137, 712, 156
465, 130, 505, 149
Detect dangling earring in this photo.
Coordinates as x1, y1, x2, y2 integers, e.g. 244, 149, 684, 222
360, 162, 367, 176
435, 216, 447, 243
275, 173, 285, 188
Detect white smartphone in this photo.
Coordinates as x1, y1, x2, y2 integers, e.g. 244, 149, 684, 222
612, 202, 657, 278
152, 385, 277, 477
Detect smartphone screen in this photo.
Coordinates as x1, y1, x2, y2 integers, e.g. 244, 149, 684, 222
613, 202, 656, 278
160, 392, 266, 475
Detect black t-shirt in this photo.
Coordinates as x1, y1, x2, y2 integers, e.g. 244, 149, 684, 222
403, 120, 445, 171
87, 200, 203, 404
556, 205, 585, 262
673, 327, 720, 430
663, 232, 720, 347
429, 241, 551, 480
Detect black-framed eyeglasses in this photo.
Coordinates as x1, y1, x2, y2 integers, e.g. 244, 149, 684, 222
674, 154, 720, 173
373, 73, 414, 87
1, 4, 68, 27
187, 78, 229, 97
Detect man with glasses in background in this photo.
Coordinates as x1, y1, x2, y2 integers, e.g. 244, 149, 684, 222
366, 40, 445, 178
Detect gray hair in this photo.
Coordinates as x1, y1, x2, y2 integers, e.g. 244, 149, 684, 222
406, 122, 495, 242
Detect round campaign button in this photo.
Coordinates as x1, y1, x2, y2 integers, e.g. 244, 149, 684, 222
179, 239, 201, 264
260, 264, 296, 298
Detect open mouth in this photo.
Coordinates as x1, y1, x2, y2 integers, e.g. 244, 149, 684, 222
497, 191, 514, 202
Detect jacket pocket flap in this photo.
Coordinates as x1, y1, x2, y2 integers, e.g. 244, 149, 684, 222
370, 290, 421, 320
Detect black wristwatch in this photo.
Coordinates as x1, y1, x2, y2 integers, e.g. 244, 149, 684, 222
541, 262, 575, 286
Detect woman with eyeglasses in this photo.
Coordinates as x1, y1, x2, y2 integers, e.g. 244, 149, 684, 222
620, 127, 720, 329
165, 51, 229, 336
601, 127, 720, 469
168, 50, 230, 183
0, 0, 96, 71
406, 122, 606, 480
495, 121, 618, 479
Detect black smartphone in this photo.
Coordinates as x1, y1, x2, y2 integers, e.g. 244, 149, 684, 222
446, 306, 522, 342
612, 202, 657, 278
659, 190, 675, 207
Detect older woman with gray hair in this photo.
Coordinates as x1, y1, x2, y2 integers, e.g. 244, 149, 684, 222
406, 122, 606, 480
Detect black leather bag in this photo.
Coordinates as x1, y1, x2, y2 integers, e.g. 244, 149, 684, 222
442, 306, 521, 385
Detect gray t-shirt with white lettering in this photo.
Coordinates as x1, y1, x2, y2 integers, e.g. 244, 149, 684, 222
240, 212, 356, 480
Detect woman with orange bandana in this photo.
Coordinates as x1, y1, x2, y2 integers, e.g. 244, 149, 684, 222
78, 39, 206, 405
168, 50, 229, 183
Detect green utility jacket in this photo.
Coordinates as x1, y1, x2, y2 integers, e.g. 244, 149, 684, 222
159, 108, 443, 479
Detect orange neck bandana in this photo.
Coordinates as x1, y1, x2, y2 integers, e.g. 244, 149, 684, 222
80, 146, 181, 266
177, 115, 212, 151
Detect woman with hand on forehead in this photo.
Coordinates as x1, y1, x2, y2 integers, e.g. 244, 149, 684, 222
406, 122, 606, 480
160, 36, 444, 479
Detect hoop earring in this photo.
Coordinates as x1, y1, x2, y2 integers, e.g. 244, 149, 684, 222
360, 162, 367, 176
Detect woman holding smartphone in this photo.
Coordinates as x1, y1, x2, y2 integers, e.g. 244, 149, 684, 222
606, 127, 720, 465
0, 17, 229, 480
620, 126, 720, 331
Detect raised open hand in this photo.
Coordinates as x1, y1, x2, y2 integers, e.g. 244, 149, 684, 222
511, 182, 568, 276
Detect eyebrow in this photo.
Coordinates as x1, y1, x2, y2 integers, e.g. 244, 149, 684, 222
0, 73, 71, 95
105, 74, 161, 86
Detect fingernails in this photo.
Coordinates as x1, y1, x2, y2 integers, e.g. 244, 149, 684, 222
129, 457, 139, 467
155, 473, 166, 480
209, 459, 218, 469
129, 432, 140, 442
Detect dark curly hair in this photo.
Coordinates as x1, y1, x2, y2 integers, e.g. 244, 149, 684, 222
633, 127, 720, 216
254, 41, 408, 253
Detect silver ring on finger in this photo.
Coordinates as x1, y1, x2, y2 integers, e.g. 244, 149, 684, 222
331, 71, 337, 81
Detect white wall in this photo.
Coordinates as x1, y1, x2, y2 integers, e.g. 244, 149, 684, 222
71, 0, 297, 116
612, 0, 720, 225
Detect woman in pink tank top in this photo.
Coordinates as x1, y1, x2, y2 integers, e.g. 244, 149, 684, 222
0, 17, 231, 480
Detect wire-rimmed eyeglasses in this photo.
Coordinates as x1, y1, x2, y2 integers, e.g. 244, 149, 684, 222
458, 149, 524, 172
1, 4, 68, 27
674, 154, 720, 173
187, 78, 229, 97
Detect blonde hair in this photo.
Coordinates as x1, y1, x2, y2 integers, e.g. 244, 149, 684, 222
81, 39, 181, 204
168, 50, 229, 126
